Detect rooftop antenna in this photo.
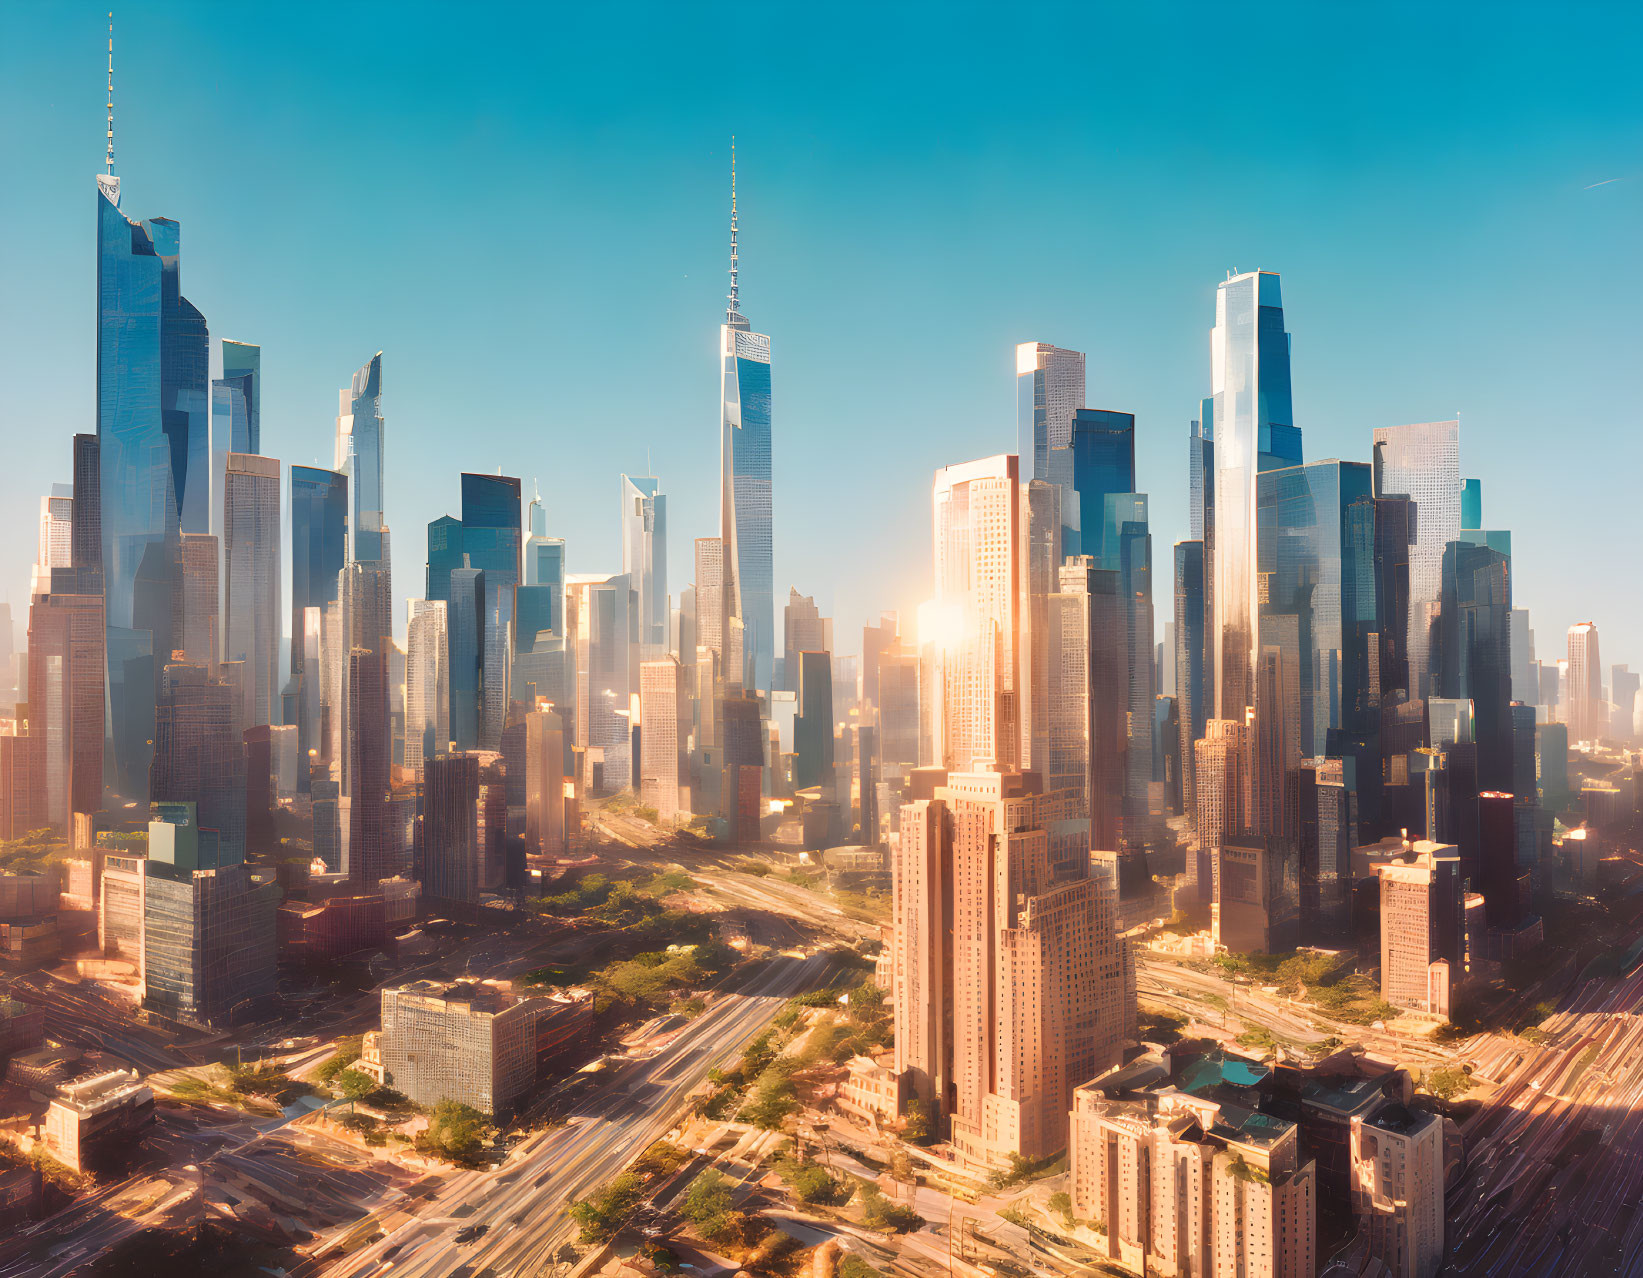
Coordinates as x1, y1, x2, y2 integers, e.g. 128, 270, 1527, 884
105, 13, 115, 174
727, 136, 739, 317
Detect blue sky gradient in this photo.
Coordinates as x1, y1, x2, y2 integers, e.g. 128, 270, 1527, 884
2, 1, 1639, 668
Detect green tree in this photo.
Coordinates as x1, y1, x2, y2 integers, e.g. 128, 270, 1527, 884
336, 1068, 377, 1100
570, 1171, 648, 1242
1048, 1191, 1074, 1227
418, 1100, 489, 1165
682, 1169, 744, 1243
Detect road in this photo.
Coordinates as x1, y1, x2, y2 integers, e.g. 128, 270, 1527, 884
318, 951, 842, 1278
1444, 960, 1643, 1275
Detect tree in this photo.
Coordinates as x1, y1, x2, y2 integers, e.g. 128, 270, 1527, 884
570, 1172, 648, 1243
336, 1069, 377, 1100
682, 1169, 744, 1243
740, 1061, 800, 1130
418, 1100, 489, 1165
900, 1098, 931, 1144
1048, 1191, 1074, 1227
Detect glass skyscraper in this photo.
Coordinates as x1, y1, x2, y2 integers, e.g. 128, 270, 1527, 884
460, 472, 522, 749
1209, 270, 1297, 722
621, 473, 668, 651
1055, 408, 1134, 559
1371, 420, 1459, 702
98, 173, 208, 798
290, 466, 348, 682
720, 161, 774, 693
336, 353, 386, 566
1015, 342, 1086, 487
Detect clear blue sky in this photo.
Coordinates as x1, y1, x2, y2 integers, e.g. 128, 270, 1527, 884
2, 2, 1640, 670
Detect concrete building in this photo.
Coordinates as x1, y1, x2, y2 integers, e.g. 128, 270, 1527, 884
639, 656, 688, 821
1194, 718, 1250, 907
525, 703, 570, 857
422, 753, 481, 906
378, 979, 547, 1115
896, 769, 1130, 1166
1349, 1104, 1445, 1278
42, 1070, 155, 1172
1565, 621, 1602, 745
1070, 1047, 1316, 1278
1373, 841, 1465, 1018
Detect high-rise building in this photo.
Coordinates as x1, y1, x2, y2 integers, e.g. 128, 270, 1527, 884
422, 752, 481, 906
524, 703, 569, 857
445, 564, 485, 751
1050, 559, 1126, 860
1376, 840, 1464, 1020
568, 573, 637, 791
930, 454, 1021, 773
222, 453, 281, 728
1371, 421, 1459, 701
1056, 408, 1134, 559
1611, 665, 1639, 743
621, 474, 668, 652
174, 532, 218, 667
1174, 540, 1207, 818
783, 589, 831, 693
1437, 541, 1513, 790
720, 691, 765, 842
26, 590, 105, 831
1350, 1104, 1446, 1278
405, 599, 450, 777
98, 170, 209, 798
794, 650, 834, 790
37, 488, 74, 581
1195, 718, 1251, 905
1015, 341, 1086, 489
1566, 621, 1602, 745
1510, 608, 1537, 706
942, 770, 1129, 1166
336, 354, 386, 566
694, 537, 727, 668
639, 657, 687, 821
151, 661, 244, 863
719, 149, 774, 693
461, 474, 523, 749
348, 646, 396, 887
892, 796, 952, 1123
1209, 270, 1298, 722
70, 434, 101, 588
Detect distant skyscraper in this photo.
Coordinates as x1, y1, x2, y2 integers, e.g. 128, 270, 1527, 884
783, 588, 831, 693
719, 147, 774, 693
37, 488, 73, 577
348, 646, 396, 887
568, 573, 637, 791
422, 752, 481, 905
694, 537, 727, 666
290, 466, 348, 673
222, 453, 281, 728
1371, 420, 1459, 701
97, 169, 208, 797
1438, 541, 1513, 790
1057, 408, 1134, 559
460, 473, 522, 748
175, 532, 218, 666
621, 474, 668, 652
1174, 540, 1206, 819
930, 454, 1021, 773
1209, 270, 1297, 721
794, 650, 834, 790
208, 340, 259, 545
405, 599, 450, 777
152, 661, 244, 863
639, 657, 687, 821
1051, 559, 1126, 859
1015, 342, 1086, 488
336, 354, 386, 565
1566, 622, 1602, 745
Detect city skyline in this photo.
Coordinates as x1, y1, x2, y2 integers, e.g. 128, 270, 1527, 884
2, 4, 1640, 665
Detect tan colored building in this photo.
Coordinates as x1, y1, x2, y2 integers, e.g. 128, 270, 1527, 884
895, 769, 1129, 1168
639, 657, 688, 821
42, 1070, 155, 1171
1350, 1104, 1445, 1278
1375, 842, 1464, 1021
378, 979, 546, 1115
838, 1055, 907, 1127
1071, 1049, 1315, 1278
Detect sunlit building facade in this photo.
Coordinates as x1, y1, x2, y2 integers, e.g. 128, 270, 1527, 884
621, 474, 668, 653
1371, 421, 1458, 702
336, 353, 386, 566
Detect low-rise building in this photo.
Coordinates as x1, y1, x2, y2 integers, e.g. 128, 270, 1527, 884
42, 1070, 155, 1171
378, 980, 548, 1115
838, 1055, 908, 1127
1350, 1103, 1445, 1278
1070, 1047, 1316, 1278
0, 995, 45, 1060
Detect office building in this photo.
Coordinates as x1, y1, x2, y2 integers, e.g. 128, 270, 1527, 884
892, 796, 952, 1122
783, 589, 831, 693
1015, 341, 1086, 489
1438, 541, 1513, 791
1566, 621, 1602, 745
1057, 407, 1134, 558
568, 572, 637, 791
720, 691, 765, 842
794, 650, 834, 790
1375, 841, 1464, 1020
1370, 421, 1458, 701
405, 599, 450, 777
719, 151, 774, 693
423, 752, 481, 906
639, 657, 688, 821
348, 646, 397, 887
222, 453, 281, 728
1209, 270, 1298, 722
290, 466, 348, 769
151, 661, 244, 863
1350, 1105, 1445, 1278
525, 703, 570, 857
1049, 558, 1126, 861
694, 537, 727, 668
621, 474, 668, 652
25, 589, 105, 832
1194, 718, 1250, 904
98, 168, 208, 798
378, 980, 547, 1115
461, 473, 523, 748
1070, 1048, 1317, 1278
42, 1071, 155, 1172
336, 353, 386, 565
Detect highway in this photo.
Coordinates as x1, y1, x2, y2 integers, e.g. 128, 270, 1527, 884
318, 950, 842, 1278
1446, 960, 1643, 1275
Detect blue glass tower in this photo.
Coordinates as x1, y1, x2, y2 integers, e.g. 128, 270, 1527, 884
97, 169, 210, 798
336, 353, 385, 566
719, 147, 773, 693
461, 473, 522, 748
1056, 408, 1135, 559
290, 466, 348, 674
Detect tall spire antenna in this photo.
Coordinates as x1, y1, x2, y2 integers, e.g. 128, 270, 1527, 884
105, 13, 115, 174
727, 136, 739, 318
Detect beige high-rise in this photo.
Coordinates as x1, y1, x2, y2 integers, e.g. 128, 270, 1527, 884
1350, 1105, 1445, 1278
1566, 621, 1603, 744
639, 656, 688, 821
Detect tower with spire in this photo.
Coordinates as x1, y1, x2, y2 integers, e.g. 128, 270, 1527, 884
717, 138, 774, 696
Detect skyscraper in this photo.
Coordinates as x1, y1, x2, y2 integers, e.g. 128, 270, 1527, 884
97, 167, 208, 797
222, 453, 281, 728
1371, 421, 1459, 701
460, 473, 523, 748
639, 657, 687, 821
422, 752, 481, 906
783, 588, 831, 693
1174, 540, 1206, 818
1057, 408, 1134, 559
405, 599, 450, 777
290, 466, 348, 676
621, 474, 668, 652
336, 353, 386, 566
348, 646, 396, 887
568, 573, 637, 791
1209, 270, 1297, 721
1015, 342, 1086, 488
1566, 621, 1602, 745
930, 454, 1021, 773
794, 650, 834, 790
719, 146, 774, 693
208, 340, 259, 545
694, 537, 727, 668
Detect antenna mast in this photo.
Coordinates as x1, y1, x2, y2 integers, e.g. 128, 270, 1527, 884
105, 13, 115, 174
727, 136, 739, 317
